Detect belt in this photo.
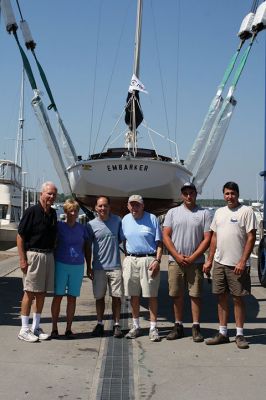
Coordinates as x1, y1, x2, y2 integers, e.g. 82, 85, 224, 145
127, 253, 156, 257
28, 248, 53, 254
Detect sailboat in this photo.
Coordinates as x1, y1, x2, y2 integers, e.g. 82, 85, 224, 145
1, 0, 266, 217
0, 71, 24, 242
66, 0, 192, 216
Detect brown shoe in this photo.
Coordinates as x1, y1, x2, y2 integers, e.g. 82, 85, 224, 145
192, 324, 204, 343
235, 335, 249, 349
205, 332, 230, 345
166, 323, 184, 340
92, 323, 104, 337
65, 330, 75, 339
113, 325, 123, 338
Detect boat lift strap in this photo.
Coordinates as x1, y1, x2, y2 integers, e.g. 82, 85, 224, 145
193, 33, 256, 192
186, 0, 259, 175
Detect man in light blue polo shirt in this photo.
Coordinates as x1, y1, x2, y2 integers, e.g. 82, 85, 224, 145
122, 194, 163, 342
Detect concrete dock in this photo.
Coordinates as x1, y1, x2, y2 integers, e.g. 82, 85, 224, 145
0, 251, 266, 400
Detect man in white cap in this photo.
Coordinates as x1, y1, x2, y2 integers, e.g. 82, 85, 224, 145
122, 194, 163, 342
163, 182, 212, 342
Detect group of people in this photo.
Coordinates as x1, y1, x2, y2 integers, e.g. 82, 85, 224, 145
17, 180, 257, 349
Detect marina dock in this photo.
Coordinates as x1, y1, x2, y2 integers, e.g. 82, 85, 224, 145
0, 252, 266, 400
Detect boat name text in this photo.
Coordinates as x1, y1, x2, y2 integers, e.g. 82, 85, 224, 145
107, 164, 148, 172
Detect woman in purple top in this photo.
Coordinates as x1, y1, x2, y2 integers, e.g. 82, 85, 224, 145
51, 199, 90, 339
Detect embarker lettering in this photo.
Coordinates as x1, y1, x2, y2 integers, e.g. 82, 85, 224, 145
107, 164, 148, 172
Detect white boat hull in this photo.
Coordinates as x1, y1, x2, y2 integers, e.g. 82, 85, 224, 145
0, 160, 22, 243
67, 157, 192, 216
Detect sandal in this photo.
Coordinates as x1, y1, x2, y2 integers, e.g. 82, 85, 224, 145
50, 329, 59, 339
65, 330, 75, 339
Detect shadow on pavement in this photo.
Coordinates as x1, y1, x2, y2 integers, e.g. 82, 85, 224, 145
0, 276, 22, 326
139, 270, 266, 341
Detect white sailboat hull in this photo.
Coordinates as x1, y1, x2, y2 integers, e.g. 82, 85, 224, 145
67, 156, 192, 216
0, 160, 22, 243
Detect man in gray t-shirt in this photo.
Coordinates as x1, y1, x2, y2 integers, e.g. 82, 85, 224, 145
163, 182, 212, 342
87, 196, 124, 338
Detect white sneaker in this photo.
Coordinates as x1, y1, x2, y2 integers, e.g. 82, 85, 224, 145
32, 327, 49, 341
149, 327, 161, 342
125, 327, 140, 339
18, 328, 39, 343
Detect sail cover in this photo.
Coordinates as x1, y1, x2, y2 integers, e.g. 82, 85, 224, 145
193, 96, 237, 193
56, 112, 77, 167
31, 95, 72, 194
125, 90, 143, 130
185, 93, 223, 172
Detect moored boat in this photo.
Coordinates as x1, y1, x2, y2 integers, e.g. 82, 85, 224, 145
0, 159, 21, 242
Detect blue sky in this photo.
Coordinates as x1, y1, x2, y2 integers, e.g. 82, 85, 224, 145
0, 0, 265, 200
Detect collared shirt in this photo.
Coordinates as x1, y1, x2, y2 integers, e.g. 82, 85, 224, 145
18, 202, 57, 251
122, 211, 162, 254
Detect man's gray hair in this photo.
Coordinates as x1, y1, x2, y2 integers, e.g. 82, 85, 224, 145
40, 181, 57, 193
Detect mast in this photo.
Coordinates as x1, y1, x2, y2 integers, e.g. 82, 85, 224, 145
132, 0, 143, 153
133, 0, 143, 78
125, 0, 143, 156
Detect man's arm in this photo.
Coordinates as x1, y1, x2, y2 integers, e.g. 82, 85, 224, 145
234, 229, 256, 275
203, 231, 217, 273
163, 226, 188, 266
185, 231, 212, 264
122, 239, 127, 255
85, 242, 93, 280
17, 233, 28, 273
148, 240, 163, 278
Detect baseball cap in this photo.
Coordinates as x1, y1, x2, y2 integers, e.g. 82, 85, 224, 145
181, 182, 197, 192
128, 194, 144, 204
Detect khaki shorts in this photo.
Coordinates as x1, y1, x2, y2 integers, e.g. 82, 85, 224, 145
212, 261, 251, 296
23, 251, 54, 292
168, 262, 203, 298
123, 256, 160, 298
93, 269, 123, 300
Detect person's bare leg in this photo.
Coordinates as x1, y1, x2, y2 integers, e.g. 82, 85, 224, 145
66, 295, 76, 331
191, 296, 201, 323
217, 293, 229, 326
21, 291, 35, 316
149, 297, 158, 322
130, 296, 140, 319
96, 298, 105, 321
173, 296, 184, 321
112, 296, 121, 323
233, 296, 245, 328
51, 295, 63, 331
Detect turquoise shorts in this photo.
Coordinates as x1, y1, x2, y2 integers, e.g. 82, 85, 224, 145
54, 261, 84, 297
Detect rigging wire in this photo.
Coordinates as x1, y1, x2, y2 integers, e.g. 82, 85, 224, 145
88, 0, 103, 156
174, 0, 181, 154
92, 0, 132, 154
150, 0, 173, 158
15, 0, 23, 20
